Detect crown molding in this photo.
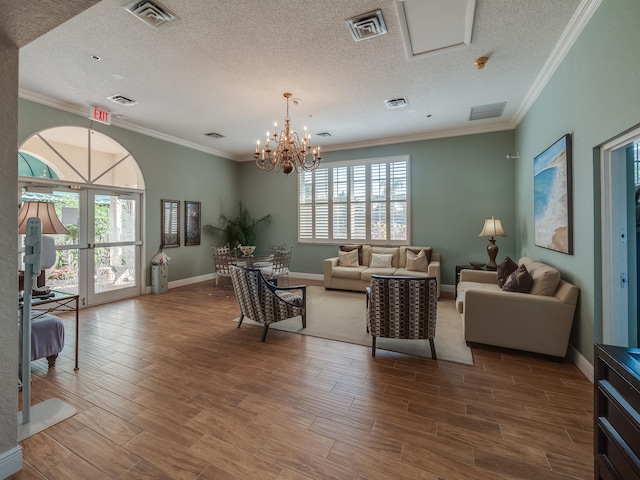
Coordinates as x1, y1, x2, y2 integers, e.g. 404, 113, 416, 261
18, 89, 240, 161
514, 0, 603, 125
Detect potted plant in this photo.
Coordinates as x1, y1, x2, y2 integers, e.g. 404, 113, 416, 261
204, 202, 271, 250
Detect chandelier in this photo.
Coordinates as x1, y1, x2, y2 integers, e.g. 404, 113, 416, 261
254, 93, 321, 175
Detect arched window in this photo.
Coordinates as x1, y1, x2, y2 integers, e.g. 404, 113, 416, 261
19, 126, 144, 189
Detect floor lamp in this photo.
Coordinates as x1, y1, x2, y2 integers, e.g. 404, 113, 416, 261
18, 201, 75, 441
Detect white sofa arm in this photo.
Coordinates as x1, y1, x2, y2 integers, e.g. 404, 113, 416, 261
463, 288, 576, 357
459, 269, 497, 284
324, 257, 339, 288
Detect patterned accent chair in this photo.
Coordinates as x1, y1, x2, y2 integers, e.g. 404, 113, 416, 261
366, 275, 438, 359
230, 265, 307, 342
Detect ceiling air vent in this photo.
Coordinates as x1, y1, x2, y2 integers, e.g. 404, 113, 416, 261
107, 94, 137, 106
204, 132, 224, 139
316, 132, 331, 137
124, 1, 177, 29
469, 102, 506, 121
346, 10, 387, 42
385, 97, 408, 109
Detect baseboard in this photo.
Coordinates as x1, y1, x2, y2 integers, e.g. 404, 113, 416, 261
441, 284, 455, 294
0, 445, 22, 478
568, 344, 594, 383
288, 271, 323, 281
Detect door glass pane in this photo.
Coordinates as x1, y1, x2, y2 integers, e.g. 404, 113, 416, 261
94, 194, 137, 243
19, 190, 79, 294
94, 245, 136, 293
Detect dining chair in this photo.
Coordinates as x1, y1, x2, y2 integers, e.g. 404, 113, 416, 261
212, 248, 235, 295
260, 247, 292, 285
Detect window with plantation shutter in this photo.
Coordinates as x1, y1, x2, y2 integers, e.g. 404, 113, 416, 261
298, 156, 409, 244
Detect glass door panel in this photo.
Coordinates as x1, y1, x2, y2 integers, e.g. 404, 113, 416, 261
87, 190, 141, 304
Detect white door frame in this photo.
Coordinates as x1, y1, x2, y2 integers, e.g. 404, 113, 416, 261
601, 127, 640, 346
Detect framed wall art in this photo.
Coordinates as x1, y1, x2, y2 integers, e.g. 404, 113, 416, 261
534, 134, 573, 254
161, 199, 180, 248
184, 201, 201, 246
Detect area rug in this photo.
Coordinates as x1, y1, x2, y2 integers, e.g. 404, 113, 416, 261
234, 286, 473, 365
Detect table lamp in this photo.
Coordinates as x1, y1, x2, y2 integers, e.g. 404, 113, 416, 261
18, 201, 69, 293
479, 216, 506, 270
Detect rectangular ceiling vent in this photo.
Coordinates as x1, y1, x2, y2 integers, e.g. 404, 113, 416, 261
107, 94, 138, 106
346, 10, 387, 42
469, 102, 507, 121
124, 1, 177, 29
204, 132, 224, 139
385, 97, 408, 109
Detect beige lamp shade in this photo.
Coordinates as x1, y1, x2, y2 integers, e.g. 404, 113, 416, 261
18, 201, 70, 235
478, 216, 506, 238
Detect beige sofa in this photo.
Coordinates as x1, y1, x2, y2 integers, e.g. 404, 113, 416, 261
324, 245, 441, 298
456, 257, 579, 358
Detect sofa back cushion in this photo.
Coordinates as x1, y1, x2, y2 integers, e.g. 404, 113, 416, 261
371, 247, 400, 267
519, 257, 561, 296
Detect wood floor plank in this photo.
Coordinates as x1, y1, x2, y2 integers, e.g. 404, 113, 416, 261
9, 278, 595, 480
125, 431, 209, 480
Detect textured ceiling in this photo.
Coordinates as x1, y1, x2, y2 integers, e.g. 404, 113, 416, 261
18, 0, 585, 161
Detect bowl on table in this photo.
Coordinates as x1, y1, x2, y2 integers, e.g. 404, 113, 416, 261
469, 262, 486, 270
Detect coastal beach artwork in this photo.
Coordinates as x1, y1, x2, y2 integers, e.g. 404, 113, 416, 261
534, 134, 573, 254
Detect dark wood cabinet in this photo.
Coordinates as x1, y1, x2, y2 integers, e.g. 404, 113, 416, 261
594, 344, 640, 480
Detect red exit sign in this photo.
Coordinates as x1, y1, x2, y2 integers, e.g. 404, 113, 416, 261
89, 106, 111, 125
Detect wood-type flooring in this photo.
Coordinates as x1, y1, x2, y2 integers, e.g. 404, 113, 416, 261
11, 278, 594, 480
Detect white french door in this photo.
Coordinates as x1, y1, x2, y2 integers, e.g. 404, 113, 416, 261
85, 189, 142, 305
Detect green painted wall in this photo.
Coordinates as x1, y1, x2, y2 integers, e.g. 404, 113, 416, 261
515, 0, 640, 362
240, 130, 516, 285
18, 99, 240, 284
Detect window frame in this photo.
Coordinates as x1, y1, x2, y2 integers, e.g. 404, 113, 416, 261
298, 155, 410, 245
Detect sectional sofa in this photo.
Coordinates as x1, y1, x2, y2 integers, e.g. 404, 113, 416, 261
324, 244, 441, 298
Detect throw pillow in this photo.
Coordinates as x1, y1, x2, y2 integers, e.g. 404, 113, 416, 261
502, 264, 533, 293
340, 244, 363, 264
406, 249, 429, 272
497, 256, 518, 287
338, 249, 359, 267
370, 253, 393, 268
408, 247, 432, 264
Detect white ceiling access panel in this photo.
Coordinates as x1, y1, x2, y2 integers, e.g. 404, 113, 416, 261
396, 0, 476, 59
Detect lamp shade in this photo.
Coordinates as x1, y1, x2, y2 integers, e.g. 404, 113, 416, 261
18, 201, 70, 235
479, 216, 506, 238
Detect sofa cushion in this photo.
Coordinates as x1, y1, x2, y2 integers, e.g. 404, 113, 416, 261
456, 281, 501, 313
362, 267, 397, 282
497, 256, 518, 287
371, 247, 400, 267
340, 244, 363, 264
406, 249, 429, 272
502, 264, 533, 293
406, 247, 432, 265
333, 265, 367, 280
520, 257, 561, 296
338, 249, 359, 267
370, 253, 393, 268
